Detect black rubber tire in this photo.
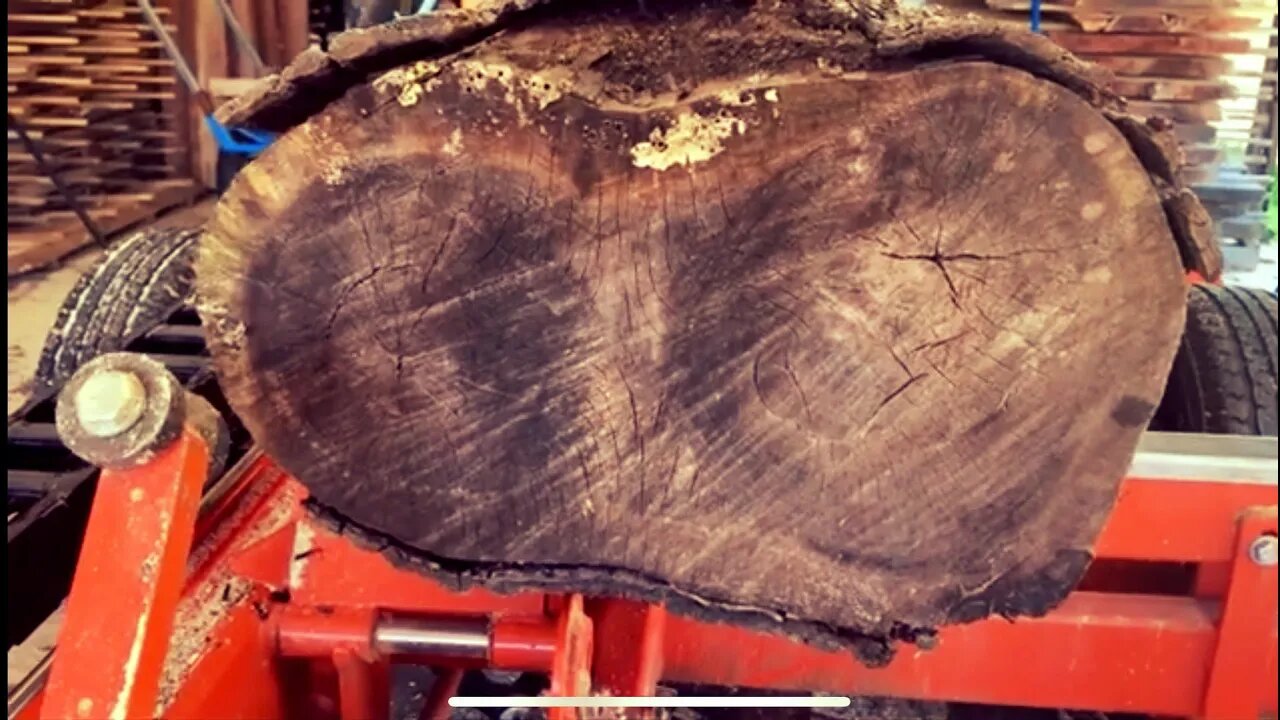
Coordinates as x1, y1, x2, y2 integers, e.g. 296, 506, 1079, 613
34, 227, 201, 392
1151, 284, 1279, 436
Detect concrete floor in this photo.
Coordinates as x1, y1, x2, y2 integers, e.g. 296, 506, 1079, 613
7, 251, 106, 418
6, 198, 215, 419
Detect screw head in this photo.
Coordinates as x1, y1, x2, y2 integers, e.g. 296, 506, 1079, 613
1249, 535, 1278, 567
74, 369, 146, 438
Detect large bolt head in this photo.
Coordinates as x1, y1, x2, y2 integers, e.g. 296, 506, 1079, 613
74, 370, 147, 438
1249, 535, 1278, 567
56, 353, 185, 469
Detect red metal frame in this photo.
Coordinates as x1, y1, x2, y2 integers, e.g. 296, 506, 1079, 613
40, 429, 209, 720
25, 432, 1278, 720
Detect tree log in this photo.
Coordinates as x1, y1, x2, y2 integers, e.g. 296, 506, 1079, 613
198, 0, 1193, 661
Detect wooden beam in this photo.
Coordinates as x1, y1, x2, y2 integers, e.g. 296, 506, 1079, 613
209, 76, 262, 99
191, 0, 230, 189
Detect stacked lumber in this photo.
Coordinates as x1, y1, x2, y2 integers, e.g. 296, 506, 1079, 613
7, 0, 198, 277
957, 0, 1270, 179
1240, 14, 1276, 176
935, 0, 1276, 273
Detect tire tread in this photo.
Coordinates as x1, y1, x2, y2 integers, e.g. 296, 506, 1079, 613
1155, 284, 1279, 436
34, 227, 201, 390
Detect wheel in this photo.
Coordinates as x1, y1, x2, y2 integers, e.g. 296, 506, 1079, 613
34, 227, 201, 392
1151, 284, 1278, 436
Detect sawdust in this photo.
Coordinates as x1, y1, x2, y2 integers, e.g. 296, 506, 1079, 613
715, 88, 757, 107
454, 58, 574, 124
630, 111, 746, 171
154, 573, 254, 715
289, 521, 317, 589
229, 476, 303, 551
372, 59, 444, 108
193, 292, 246, 353
184, 463, 301, 577
442, 128, 464, 157
154, 462, 302, 714
321, 162, 349, 186
376, 56, 574, 127
111, 602, 152, 720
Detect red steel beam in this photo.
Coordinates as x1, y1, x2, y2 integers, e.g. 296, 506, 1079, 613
41, 430, 208, 720
1202, 507, 1279, 719
661, 591, 1218, 716
1098, 474, 1276, 562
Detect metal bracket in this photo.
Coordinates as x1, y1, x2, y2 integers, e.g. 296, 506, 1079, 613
1202, 506, 1279, 719
40, 430, 210, 720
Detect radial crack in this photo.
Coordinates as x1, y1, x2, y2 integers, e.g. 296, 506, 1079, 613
881, 250, 961, 307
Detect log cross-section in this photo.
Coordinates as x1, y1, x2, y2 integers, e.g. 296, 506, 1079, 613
197, 0, 1189, 661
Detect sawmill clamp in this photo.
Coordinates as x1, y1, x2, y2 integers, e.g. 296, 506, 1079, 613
38, 353, 231, 720
55, 353, 228, 477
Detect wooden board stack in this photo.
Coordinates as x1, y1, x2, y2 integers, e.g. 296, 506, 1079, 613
933, 0, 1276, 263
7, 0, 198, 277
1023, 3, 1271, 182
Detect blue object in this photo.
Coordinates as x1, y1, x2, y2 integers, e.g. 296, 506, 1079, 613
416, 0, 438, 14
1030, 0, 1042, 32
203, 115, 276, 157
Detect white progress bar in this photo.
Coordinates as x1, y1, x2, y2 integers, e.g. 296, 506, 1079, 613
450, 696, 853, 709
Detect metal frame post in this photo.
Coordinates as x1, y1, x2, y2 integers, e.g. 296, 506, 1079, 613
40, 430, 209, 720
